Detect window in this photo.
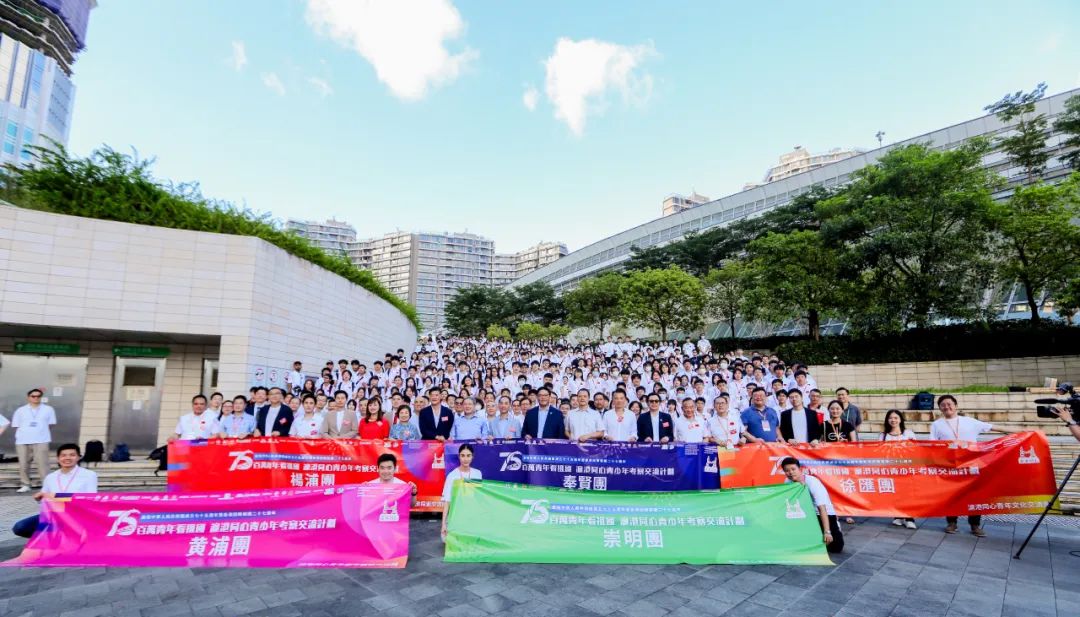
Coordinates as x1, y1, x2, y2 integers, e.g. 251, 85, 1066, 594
5, 121, 16, 138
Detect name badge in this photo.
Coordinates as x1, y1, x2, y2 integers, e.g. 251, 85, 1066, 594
29, 422, 38, 428
761, 421, 771, 431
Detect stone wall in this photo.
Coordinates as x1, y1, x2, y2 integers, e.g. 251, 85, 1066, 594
811, 355, 1080, 392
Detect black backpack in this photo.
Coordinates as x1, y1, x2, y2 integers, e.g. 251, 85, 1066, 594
83, 440, 105, 466
109, 443, 132, 462
148, 445, 168, 475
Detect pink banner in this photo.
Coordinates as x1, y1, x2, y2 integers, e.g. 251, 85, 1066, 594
4, 484, 410, 568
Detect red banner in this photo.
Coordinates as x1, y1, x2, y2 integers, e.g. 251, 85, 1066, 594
717, 431, 1057, 517
167, 439, 446, 512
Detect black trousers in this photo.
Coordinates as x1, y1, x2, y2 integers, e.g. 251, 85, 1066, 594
946, 515, 982, 528
819, 514, 844, 553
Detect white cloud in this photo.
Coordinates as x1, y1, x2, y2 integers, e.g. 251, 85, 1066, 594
543, 38, 655, 136
229, 40, 248, 71
522, 84, 539, 111
304, 0, 476, 101
262, 72, 286, 96
309, 77, 334, 97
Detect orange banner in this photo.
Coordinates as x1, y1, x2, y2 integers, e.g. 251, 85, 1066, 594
717, 431, 1057, 517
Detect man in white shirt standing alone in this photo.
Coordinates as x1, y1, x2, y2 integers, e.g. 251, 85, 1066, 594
12, 442, 98, 538
11, 388, 57, 493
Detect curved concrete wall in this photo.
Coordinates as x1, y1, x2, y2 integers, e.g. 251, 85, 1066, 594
0, 203, 418, 398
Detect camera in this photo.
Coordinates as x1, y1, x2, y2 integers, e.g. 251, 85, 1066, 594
1035, 382, 1080, 421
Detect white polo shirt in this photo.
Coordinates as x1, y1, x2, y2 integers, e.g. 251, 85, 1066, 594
674, 415, 711, 443
10, 404, 57, 445
174, 412, 220, 440
930, 416, 992, 442
42, 466, 98, 494
707, 414, 744, 447
791, 474, 835, 516
290, 413, 323, 438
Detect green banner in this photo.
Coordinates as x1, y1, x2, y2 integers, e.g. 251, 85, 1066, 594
445, 480, 833, 565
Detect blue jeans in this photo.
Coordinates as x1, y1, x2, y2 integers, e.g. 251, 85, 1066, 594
12, 515, 41, 539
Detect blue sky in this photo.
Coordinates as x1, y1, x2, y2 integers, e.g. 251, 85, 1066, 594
68, 1, 1079, 253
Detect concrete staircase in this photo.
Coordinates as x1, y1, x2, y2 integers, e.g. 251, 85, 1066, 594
0, 457, 167, 493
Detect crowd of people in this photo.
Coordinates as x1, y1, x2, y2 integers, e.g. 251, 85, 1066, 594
7, 335, 1079, 550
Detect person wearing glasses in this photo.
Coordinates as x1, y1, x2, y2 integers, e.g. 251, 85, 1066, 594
10, 388, 57, 493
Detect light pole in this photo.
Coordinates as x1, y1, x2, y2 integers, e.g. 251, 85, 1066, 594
875, 131, 885, 147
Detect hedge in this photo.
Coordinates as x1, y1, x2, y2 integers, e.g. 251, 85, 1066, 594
773, 322, 1080, 365
1, 146, 420, 330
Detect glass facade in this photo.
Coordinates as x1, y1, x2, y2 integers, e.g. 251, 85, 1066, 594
0, 33, 78, 165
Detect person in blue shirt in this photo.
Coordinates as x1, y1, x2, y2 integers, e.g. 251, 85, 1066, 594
450, 397, 491, 441
489, 395, 522, 439
740, 387, 781, 443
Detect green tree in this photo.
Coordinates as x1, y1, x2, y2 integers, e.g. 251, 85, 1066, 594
990, 177, 1080, 323
486, 324, 512, 341
984, 83, 1049, 183
702, 261, 754, 338
1056, 276, 1080, 324
515, 321, 546, 341
445, 286, 514, 336
511, 282, 566, 326
544, 324, 572, 341
819, 142, 999, 331
563, 272, 625, 338
743, 230, 845, 340
619, 267, 706, 341
1054, 93, 1080, 171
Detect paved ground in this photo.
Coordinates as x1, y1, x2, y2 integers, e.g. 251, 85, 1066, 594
0, 494, 1078, 617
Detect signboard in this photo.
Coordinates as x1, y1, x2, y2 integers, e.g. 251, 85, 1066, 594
14, 342, 80, 355
113, 346, 170, 357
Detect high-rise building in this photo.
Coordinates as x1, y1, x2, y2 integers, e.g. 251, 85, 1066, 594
493, 241, 569, 286
286, 218, 357, 255
349, 231, 495, 331
743, 146, 862, 189
662, 191, 710, 217
0, 0, 95, 166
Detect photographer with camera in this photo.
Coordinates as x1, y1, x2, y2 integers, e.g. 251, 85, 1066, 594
1049, 383, 1080, 441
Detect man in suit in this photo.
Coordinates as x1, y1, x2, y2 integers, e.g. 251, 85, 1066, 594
320, 390, 359, 438
255, 387, 293, 437
637, 394, 674, 443
418, 387, 454, 441
522, 387, 566, 440
779, 389, 823, 444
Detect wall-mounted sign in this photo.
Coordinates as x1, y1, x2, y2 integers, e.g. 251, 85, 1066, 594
14, 342, 80, 355
112, 346, 170, 357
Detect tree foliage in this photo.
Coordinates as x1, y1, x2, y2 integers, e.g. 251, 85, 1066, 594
743, 230, 845, 340
818, 142, 1000, 331
445, 286, 514, 336
985, 83, 1049, 183
0, 145, 420, 329
702, 262, 753, 338
485, 324, 511, 341
512, 282, 566, 326
1054, 93, 1080, 172
619, 266, 706, 341
563, 272, 625, 338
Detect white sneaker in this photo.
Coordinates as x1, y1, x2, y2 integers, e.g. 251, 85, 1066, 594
905, 520, 917, 530
892, 518, 904, 527
16, 485, 31, 493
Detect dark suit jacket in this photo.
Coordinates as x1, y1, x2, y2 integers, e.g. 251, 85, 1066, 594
637, 411, 675, 442
779, 408, 823, 443
418, 404, 454, 440
522, 406, 566, 439
255, 404, 294, 437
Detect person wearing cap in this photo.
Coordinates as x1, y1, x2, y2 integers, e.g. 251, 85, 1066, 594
1052, 383, 1080, 441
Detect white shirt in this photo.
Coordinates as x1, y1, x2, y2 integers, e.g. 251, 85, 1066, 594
603, 409, 638, 441
42, 467, 98, 494
10, 404, 56, 445
174, 412, 220, 440
0, 413, 9, 430
290, 413, 323, 438
263, 405, 285, 435
797, 475, 835, 516
930, 416, 992, 442
566, 408, 603, 440
441, 467, 482, 502
287, 370, 305, 392
881, 430, 916, 441
707, 413, 744, 447
674, 415, 710, 443
790, 407, 809, 443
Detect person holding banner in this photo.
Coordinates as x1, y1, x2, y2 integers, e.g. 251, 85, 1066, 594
929, 394, 1000, 537
523, 387, 566, 440
290, 395, 324, 438
442, 443, 481, 541
638, 395, 674, 443
603, 390, 638, 442
254, 388, 293, 437
674, 398, 710, 443
707, 395, 745, 449
171, 395, 220, 441
219, 396, 256, 438
389, 405, 421, 440
821, 400, 858, 443
567, 390, 604, 442
740, 388, 780, 443
12, 443, 98, 539
781, 456, 843, 554
490, 396, 523, 439
779, 390, 822, 445
367, 453, 418, 506
360, 398, 391, 439
419, 387, 454, 441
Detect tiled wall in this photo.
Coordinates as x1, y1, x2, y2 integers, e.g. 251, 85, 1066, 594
811, 355, 1080, 392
